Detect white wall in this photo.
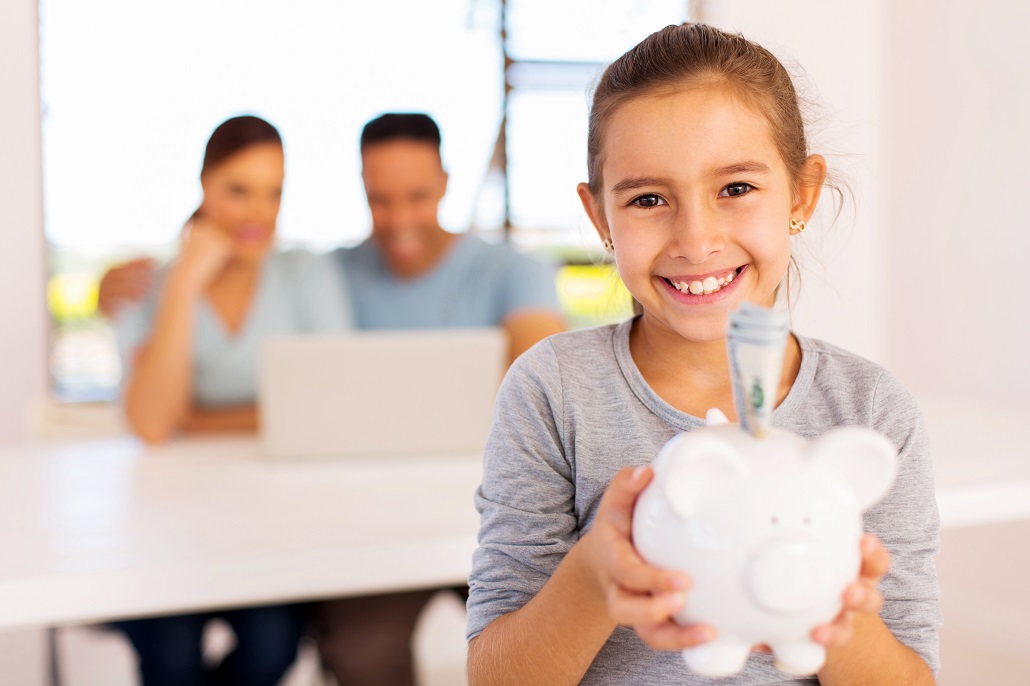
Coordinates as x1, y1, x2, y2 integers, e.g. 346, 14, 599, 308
882, 0, 1030, 405
0, 0, 48, 442
707, 0, 1030, 407
704, 0, 888, 364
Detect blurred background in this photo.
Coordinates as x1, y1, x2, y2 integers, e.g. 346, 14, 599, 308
2, 0, 1029, 684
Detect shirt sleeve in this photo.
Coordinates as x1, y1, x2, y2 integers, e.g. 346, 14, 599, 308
467, 339, 578, 641
496, 249, 561, 319
866, 369, 942, 676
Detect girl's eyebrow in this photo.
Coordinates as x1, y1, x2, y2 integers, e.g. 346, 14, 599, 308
712, 161, 771, 176
610, 176, 670, 194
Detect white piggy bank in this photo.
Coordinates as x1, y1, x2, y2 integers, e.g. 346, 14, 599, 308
632, 410, 897, 677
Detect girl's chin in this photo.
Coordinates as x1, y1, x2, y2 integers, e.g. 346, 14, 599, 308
639, 311, 732, 344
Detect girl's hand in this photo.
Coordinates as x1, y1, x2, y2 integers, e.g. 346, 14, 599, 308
811, 534, 891, 648
581, 465, 717, 651
172, 218, 234, 293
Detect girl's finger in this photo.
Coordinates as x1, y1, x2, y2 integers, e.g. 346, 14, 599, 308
608, 545, 690, 595
812, 611, 854, 647
842, 580, 883, 615
607, 583, 685, 626
859, 534, 891, 580
636, 620, 716, 652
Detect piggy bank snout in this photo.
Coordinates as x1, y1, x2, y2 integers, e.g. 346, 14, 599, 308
747, 539, 840, 615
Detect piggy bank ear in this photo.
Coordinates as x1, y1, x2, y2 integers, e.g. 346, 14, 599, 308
656, 433, 748, 519
806, 427, 898, 510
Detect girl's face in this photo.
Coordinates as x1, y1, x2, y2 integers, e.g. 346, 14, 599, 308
579, 86, 824, 344
199, 142, 285, 264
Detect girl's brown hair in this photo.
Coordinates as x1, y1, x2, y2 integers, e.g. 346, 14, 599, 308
586, 23, 810, 198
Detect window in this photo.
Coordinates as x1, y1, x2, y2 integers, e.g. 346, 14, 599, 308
42, 0, 682, 399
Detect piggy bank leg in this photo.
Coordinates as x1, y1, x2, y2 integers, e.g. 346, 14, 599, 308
682, 640, 750, 677
769, 639, 825, 675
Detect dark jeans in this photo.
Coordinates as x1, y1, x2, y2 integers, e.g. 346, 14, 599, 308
113, 602, 309, 686
315, 586, 469, 686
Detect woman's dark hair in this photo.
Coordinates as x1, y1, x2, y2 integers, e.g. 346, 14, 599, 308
201, 115, 282, 177
189, 115, 282, 222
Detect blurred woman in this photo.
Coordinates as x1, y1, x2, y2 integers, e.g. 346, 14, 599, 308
118, 114, 350, 441
114, 115, 350, 685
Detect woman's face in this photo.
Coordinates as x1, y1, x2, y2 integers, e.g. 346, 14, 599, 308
579, 86, 823, 344
199, 142, 285, 264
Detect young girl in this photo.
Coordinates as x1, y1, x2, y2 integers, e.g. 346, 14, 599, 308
114, 115, 350, 685
466, 24, 940, 685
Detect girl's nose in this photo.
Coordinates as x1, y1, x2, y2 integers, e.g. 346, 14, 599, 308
670, 211, 724, 264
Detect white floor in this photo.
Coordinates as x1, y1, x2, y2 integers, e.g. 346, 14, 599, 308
0, 591, 469, 686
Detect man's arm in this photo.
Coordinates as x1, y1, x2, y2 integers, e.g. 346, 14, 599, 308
97, 258, 155, 318
501, 309, 566, 366
181, 405, 259, 433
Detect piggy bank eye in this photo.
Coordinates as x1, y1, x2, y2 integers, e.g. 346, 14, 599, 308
803, 516, 812, 525
770, 516, 779, 525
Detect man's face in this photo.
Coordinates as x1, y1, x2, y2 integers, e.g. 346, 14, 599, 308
361, 139, 449, 278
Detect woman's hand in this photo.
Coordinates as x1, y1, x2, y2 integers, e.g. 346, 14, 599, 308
811, 534, 891, 648
171, 217, 234, 294
580, 465, 717, 651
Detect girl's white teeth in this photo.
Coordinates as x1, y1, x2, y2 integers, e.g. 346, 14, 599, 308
671, 270, 736, 295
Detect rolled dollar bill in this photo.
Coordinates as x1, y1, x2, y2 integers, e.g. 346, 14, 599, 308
727, 303, 790, 438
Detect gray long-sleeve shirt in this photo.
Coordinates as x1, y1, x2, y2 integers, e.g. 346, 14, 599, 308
468, 319, 941, 685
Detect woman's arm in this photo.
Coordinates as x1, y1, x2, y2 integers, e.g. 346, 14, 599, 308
123, 272, 202, 442
123, 226, 233, 442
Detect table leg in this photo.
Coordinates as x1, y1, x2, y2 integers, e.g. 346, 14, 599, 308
47, 627, 62, 686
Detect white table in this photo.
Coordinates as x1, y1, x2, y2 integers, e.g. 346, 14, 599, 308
2, 401, 1028, 633
0, 436, 483, 631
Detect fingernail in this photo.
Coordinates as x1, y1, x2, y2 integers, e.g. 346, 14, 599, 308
667, 592, 686, 611
670, 574, 691, 591
631, 465, 647, 482
691, 626, 715, 642
813, 627, 830, 645
847, 586, 866, 605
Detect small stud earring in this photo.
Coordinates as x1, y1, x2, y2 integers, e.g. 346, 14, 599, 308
789, 218, 806, 234
602, 238, 615, 252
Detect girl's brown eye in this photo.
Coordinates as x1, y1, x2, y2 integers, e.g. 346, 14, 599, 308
720, 183, 754, 198
632, 194, 665, 208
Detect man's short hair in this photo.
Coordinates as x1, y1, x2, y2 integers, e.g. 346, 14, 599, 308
360, 113, 442, 152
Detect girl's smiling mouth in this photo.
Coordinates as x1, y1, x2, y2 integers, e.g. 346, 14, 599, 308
659, 265, 747, 303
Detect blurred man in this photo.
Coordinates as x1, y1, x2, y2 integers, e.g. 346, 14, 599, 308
316, 113, 565, 686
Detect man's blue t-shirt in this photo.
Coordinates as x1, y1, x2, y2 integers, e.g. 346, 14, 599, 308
332, 234, 560, 329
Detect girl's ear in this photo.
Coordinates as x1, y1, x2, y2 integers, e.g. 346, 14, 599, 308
791, 154, 827, 221
577, 182, 610, 244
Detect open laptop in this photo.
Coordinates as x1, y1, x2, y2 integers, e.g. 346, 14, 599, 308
259, 328, 506, 458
